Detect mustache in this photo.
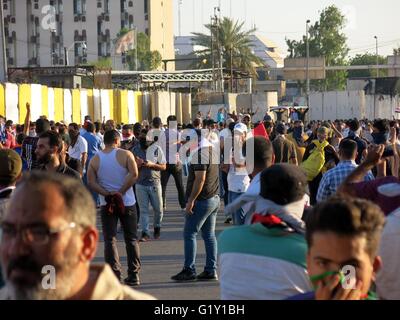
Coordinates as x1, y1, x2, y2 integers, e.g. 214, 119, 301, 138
7, 256, 42, 277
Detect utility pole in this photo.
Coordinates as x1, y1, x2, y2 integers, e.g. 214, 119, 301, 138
374, 36, 379, 78
178, 0, 182, 37
214, 6, 223, 92
0, 0, 8, 81
211, 15, 215, 92
306, 19, 310, 106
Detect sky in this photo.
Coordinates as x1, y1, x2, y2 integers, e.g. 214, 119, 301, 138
174, 0, 400, 58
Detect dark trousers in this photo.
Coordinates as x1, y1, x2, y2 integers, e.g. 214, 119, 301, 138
221, 170, 229, 207
308, 172, 323, 206
161, 164, 186, 209
100, 206, 141, 280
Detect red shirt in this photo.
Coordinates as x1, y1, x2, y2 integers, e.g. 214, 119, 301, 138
1, 131, 16, 149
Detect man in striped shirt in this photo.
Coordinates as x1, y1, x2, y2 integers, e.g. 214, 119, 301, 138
317, 139, 374, 203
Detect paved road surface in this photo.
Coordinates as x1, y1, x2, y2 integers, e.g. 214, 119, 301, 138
94, 179, 228, 300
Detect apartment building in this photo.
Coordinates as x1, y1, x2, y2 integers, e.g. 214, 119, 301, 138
1, 0, 174, 71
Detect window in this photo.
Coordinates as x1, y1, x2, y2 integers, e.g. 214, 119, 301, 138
129, 15, 133, 29
129, 1, 133, 7
34, 0, 39, 10
104, 0, 109, 13
97, 0, 102, 8
144, 0, 148, 14
73, 0, 82, 15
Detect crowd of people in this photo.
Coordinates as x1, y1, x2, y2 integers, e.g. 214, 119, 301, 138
0, 102, 400, 300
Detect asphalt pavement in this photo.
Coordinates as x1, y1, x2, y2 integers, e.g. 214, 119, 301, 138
94, 179, 228, 300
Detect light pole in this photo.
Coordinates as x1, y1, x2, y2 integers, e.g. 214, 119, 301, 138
306, 19, 310, 106
374, 36, 379, 78
64, 41, 87, 66
0, 0, 8, 81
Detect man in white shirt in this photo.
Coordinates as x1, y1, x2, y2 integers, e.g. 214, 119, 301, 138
68, 123, 88, 176
232, 136, 274, 221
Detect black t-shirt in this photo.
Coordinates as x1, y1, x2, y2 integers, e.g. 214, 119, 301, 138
39, 163, 81, 180
185, 147, 219, 201
22, 136, 39, 170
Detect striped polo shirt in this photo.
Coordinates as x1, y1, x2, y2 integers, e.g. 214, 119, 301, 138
218, 223, 312, 300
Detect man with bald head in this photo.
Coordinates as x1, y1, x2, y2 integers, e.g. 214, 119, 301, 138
0, 171, 154, 300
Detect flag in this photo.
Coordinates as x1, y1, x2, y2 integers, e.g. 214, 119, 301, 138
253, 123, 269, 141
115, 30, 135, 54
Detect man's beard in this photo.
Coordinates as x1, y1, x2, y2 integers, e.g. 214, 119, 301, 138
2, 241, 81, 300
37, 152, 53, 166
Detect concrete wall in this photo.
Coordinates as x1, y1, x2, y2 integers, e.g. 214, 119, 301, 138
309, 90, 400, 120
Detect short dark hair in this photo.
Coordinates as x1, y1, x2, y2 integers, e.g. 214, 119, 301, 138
35, 118, 50, 135
86, 122, 95, 133
16, 133, 26, 145
339, 139, 357, 159
373, 119, 389, 134
347, 119, 360, 132
193, 118, 201, 128
68, 123, 79, 131
305, 197, 385, 259
94, 121, 101, 133
122, 124, 133, 131
260, 164, 307, 205
152, 117, 162, 128
167, 115, 177, 125
103, 130, 120, 145
243, 137, 273, 169
133, 123, 142, 135
39, 131, 63, 151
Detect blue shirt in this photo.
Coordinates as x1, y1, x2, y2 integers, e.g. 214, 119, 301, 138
217, 112, 225, 123
317, 160, 374, 203
82, 132, 102, 166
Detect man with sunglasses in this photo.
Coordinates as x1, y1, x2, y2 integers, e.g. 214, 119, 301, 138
0, 171, 154, 300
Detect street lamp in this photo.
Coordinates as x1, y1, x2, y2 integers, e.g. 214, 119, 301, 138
64, 41, 87, 66
306, 19, 311, 106
374, 36, 379, 78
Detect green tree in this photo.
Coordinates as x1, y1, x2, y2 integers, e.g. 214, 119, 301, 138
124, 32, 162, 71
191, 17, 264, 77
394, 46, 400, 56
286, 5, 349, 91
349, 53, 388, 78
86, 57, 112, 68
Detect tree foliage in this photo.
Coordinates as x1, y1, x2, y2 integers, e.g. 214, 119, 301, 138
286, 5, 349, 91
349, 53, 388, 78
191, 17, 264, 77
115, 30, 162, 71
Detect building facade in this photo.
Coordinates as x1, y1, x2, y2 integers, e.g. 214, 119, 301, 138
1, 0, 174, 71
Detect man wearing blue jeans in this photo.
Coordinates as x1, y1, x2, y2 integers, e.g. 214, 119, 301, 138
171, 141, 220, 282
132, 130, 166, 241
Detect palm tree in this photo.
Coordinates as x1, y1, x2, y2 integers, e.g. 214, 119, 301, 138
191, 17, 264, 77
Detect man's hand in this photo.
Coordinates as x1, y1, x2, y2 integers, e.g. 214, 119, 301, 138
109, 191, 123, 197
315, 275, 363, 300
26, 102, 30, 112
136, 157, 144, 168
364, 144, 385, 167
143, 160, 154, 169
185, 200, 195, 216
